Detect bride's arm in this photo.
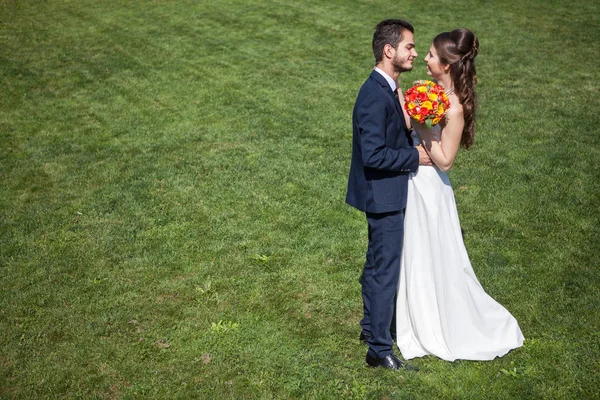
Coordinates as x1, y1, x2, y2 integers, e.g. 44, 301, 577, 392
416, 106, 465, 172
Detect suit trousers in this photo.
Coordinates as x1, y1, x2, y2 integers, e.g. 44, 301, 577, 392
361, 210, 404, 358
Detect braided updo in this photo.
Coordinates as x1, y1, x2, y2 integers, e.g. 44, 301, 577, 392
433, 28, 479, 148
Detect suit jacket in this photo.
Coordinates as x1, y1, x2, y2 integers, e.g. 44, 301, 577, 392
346, 70, 419, 214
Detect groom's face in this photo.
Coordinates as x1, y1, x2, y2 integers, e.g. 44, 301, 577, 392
392, 30, 418, 73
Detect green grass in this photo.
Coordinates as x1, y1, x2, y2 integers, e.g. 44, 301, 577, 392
1, 0, 599, 398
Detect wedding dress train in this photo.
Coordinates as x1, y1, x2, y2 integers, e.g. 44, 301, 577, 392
395, 129, 524, 361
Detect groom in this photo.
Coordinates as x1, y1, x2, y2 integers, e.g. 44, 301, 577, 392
346, 19, 430, 370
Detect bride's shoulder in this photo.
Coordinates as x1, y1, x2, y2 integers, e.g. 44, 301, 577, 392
447, 96, 464, 118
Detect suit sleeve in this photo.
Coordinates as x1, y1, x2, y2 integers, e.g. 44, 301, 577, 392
356, 92, 419, 172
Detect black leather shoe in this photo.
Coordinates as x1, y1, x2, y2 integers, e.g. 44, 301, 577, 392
365, 352, 419, 371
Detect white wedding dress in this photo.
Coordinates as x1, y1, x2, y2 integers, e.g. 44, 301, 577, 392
395, 127, 524, 361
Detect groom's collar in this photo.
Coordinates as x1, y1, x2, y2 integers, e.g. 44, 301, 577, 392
373, 67, 397, 92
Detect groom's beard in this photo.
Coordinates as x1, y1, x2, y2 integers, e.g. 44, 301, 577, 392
393, 56, 413, 73
394, 62, 413, 74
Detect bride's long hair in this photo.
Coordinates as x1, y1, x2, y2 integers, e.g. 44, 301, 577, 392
433, 28, 479, 149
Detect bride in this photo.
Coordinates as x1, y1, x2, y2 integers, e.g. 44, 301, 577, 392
395, 28, 524, 361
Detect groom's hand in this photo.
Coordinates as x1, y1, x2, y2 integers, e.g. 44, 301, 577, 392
417, 144, 433, 166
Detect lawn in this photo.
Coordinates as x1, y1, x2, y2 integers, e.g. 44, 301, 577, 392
1, 0, 599, 398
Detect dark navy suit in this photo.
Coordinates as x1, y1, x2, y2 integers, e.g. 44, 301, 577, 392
346, 70, 419, 358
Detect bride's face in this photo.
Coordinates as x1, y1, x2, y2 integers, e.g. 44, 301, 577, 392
425, 45, 448, 79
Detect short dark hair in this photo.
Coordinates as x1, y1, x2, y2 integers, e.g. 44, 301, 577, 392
372, 19, 414, 63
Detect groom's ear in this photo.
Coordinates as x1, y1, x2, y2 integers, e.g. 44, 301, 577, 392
383, 43, 394, 59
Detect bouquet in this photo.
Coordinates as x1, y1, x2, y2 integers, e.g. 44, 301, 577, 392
403, 80, 451, 128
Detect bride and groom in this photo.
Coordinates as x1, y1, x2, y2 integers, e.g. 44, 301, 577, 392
346, 19, 524, 370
